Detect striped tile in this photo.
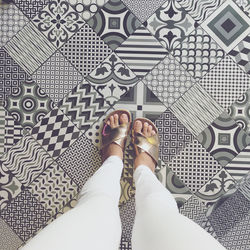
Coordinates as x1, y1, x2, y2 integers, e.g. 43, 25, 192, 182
115, 25, 168, 78
0, 105, 5, 157
225, 146, 250, 181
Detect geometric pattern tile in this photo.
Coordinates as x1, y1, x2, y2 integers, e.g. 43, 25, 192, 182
0, 48, 30, 104
144, 0, 196, 51
170, 83, 224, 137
113, 81, 166, 122
195, 169, 235, 208
172, 26, 225, 80
208, 190, 250, 239
156, 163, 192, 209
87, 0, 141, 50
0, 189, 51, 242
56, 134, 102, 189
86, 53, 139, 106
4, 78, 55, 132
201, 0, 250, 53
28, 162, 78, 216
4, 109, 24, 154
219, 210, 250, 249
32, 0, 85, 48
168, 139, 223, 193
120, 237, 132, 250
68, 0, 109, 21
229, 33, 250, 75
0, 105, 4, 157
228, 88, 250, 136
4, 22, 56, 75
0, 3, 29, 47
200, 56, 250, 109
1, 135, 54, 187
0, 163, 23, 210
197, 111, 250, 167
224, 145, 250, 181
30, 108, 81, 160
32, 51, 84, 104
142, 54, 196, 107
58, 80, 110, 133
177, 0, 226, 24
121, 0, 167, 23
115, 24, 168, 78
155, 109, 194, 164
14, 0, 50, 19
60, 23, 112, 77
237, 170, 250, 201
0, 218, 23, 250
235, 0, 250, 17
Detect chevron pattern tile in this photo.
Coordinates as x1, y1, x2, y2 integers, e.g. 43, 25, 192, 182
1, 0, 250, 249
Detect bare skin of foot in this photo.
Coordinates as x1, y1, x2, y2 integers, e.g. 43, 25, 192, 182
134, 120, 157, 172
102, 113, 129, 162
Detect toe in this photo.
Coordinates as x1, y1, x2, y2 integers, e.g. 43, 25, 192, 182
110, 115, 115, 128
120, 113, 129, 124
143, 122, 149, 136
148, 125, 153, 136
134, 120, 142, 133
114, 114, 119, 127
152, 130, 156, 136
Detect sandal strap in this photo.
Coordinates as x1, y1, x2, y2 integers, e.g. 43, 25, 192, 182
101, 122, 130, 149
133, 132, 159, 163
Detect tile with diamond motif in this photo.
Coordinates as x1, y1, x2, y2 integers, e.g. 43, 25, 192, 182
201, 0, 250, 53
144, 0, 196, 51
86, 53, 139, 106
87, 0, 141, 50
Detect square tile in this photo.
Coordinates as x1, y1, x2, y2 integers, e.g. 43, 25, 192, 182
0, 2, 29, 47
0, 218, 23, 250
208, 190, 250, 238
197, 111, 250, 167
0, 163, 23, 210
68, 0, 109, 21
156, 163, 192, 208
195, 169, 235, 207
4, 22, 56, 75
115, 24, 168, 78
56, 134, 102, 189
235, 0, 250, 17
177, 0, 226, 24
32, 0, 85, 48
58, 80, 110, 133
4, 78, 54, 131
113, 81, 166, 121
0, 48, 30, 104
155, 109, 194, 164
224, 145, 250, 181
144, 0, 196, 51
200, 56, 250, 109
14, 0, 50, 19
86, 53, 139, 106
121, 0, 167, 23
201, 0, 250, 53
28, 162, 78, 216
142, 54, 196, 107
87, 0, 141, 50
0, 105, 4, 157
229, 33, 250, 75
1, 135, 54, 187
172, 26, 225, 79
0, 189, 51, 241
60, 23, 112, 77
32, 51, 84, 104
168, 139, 223, 193
170, 83, 224, 137
30, 108, 82, 160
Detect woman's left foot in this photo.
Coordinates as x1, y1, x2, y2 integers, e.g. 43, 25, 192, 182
101, 112, 129, 162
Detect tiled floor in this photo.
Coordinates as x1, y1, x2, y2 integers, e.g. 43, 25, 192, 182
0, 0, 250, 249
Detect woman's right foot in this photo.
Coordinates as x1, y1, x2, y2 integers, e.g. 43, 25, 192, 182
133, 120, 157, 172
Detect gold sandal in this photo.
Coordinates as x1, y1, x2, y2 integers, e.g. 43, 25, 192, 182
101, 109, 132, 156
131, 118, 159, 165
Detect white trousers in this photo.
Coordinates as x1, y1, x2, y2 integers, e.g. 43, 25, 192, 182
21, 156, 225, 250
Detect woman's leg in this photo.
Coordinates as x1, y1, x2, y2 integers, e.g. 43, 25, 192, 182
131, 121, 226, 250
21, 155, 123, 250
